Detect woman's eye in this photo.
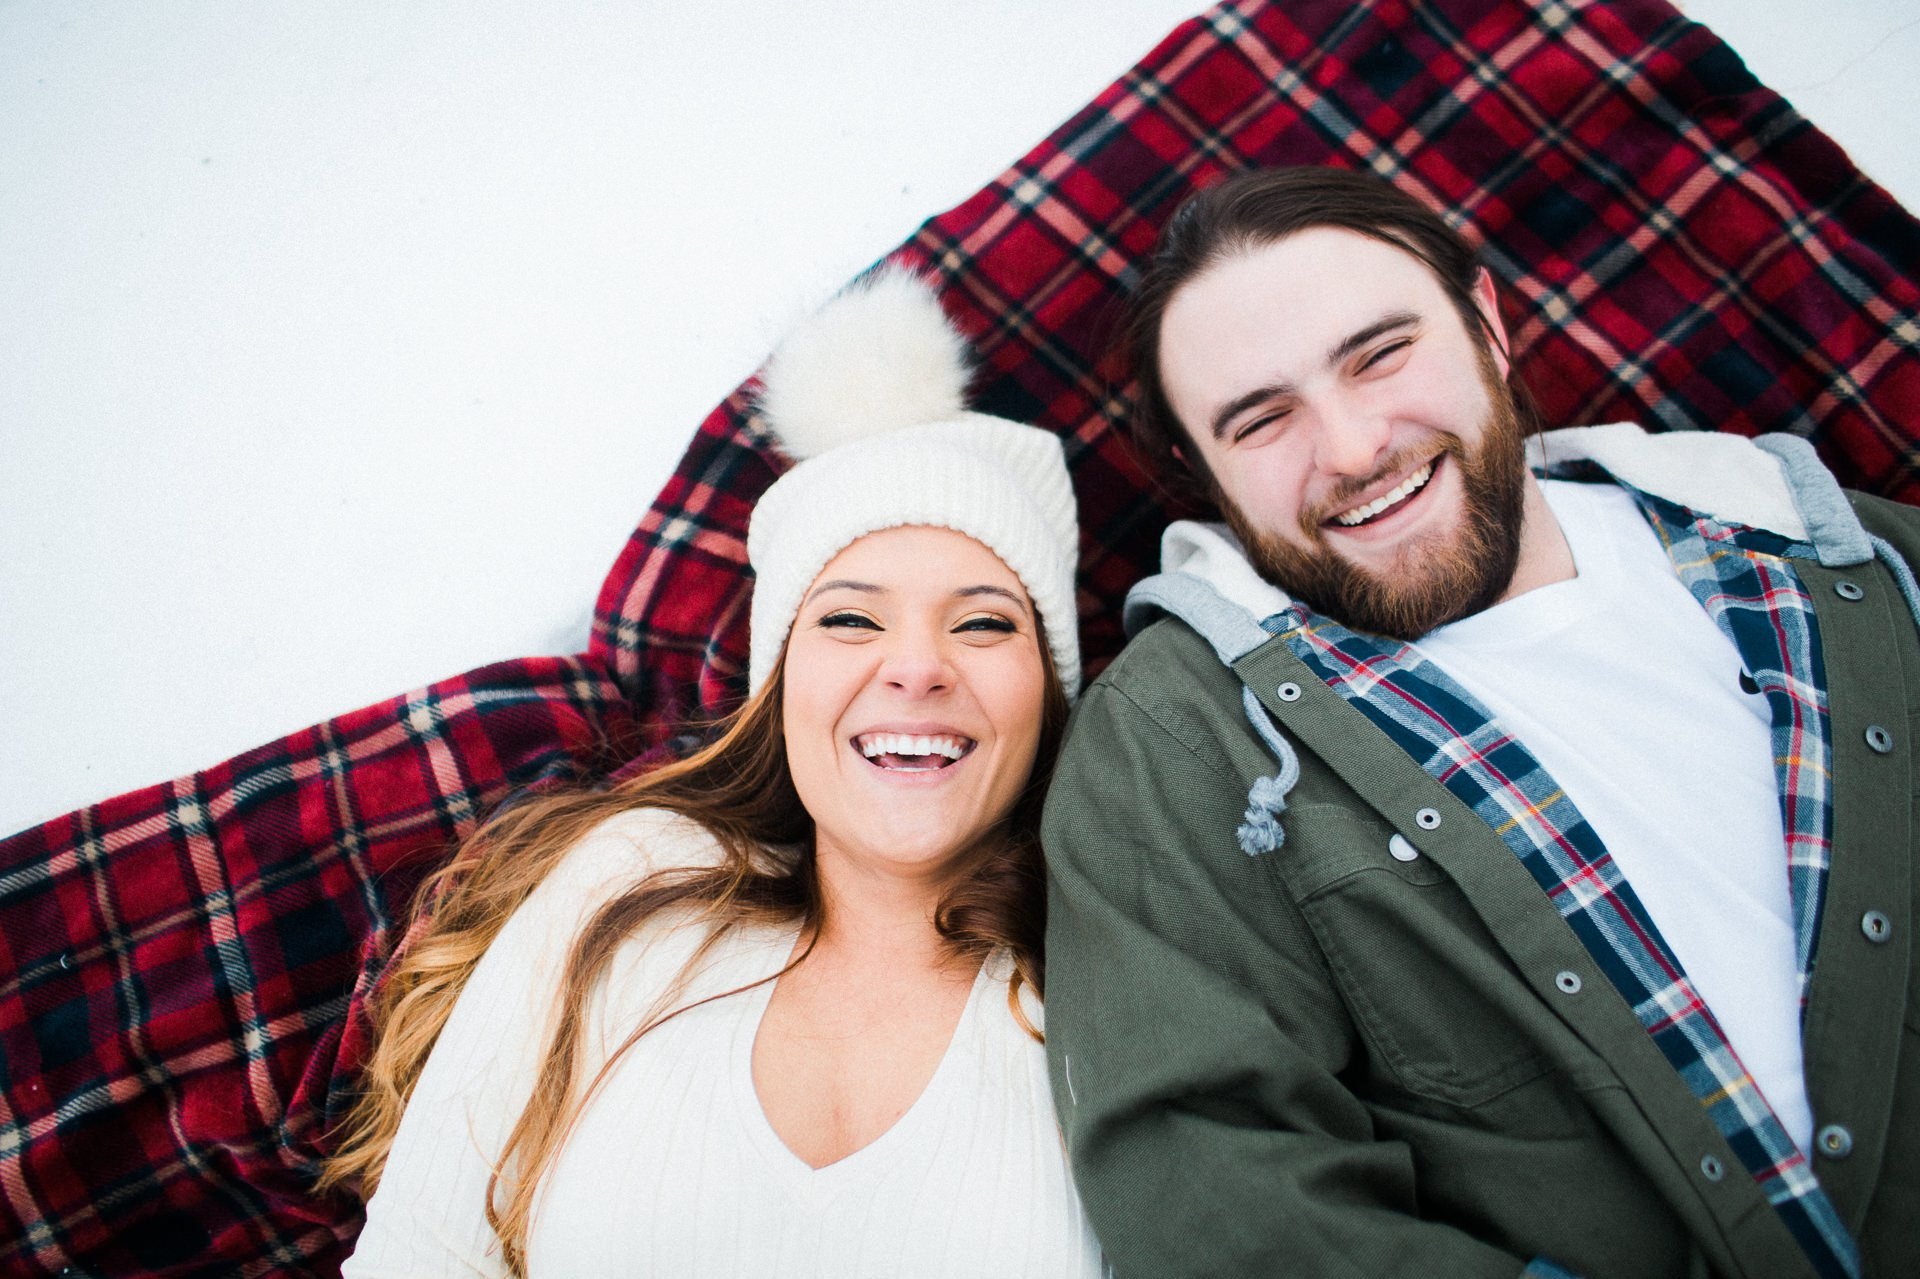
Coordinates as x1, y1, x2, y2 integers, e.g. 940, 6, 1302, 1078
954, 615, 1017, 634
818, 611, 880, 630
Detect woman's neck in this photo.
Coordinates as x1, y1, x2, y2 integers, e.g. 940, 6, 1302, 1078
805, 844, 970, 977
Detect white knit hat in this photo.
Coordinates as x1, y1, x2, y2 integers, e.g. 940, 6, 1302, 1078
747, 267, 1080, 699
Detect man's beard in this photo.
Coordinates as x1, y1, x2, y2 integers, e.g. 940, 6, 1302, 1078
1221, 356, 1529, 641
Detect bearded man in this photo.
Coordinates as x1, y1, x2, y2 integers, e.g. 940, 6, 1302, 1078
1041, 167, 1920, 1278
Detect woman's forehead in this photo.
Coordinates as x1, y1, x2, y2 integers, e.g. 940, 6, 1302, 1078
811, 524, 1023, 594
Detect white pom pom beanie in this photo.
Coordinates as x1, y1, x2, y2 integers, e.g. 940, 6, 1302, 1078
747, 267, 1081, 700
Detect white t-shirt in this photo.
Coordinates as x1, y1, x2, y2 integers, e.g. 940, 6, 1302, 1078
345, 806, 1103, 1278
1416, 479, 1812, 1154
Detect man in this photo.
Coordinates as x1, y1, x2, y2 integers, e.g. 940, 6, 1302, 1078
1042, 167, 1918, 1277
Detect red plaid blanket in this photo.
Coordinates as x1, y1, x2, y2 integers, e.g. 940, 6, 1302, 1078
5, 1, 1916, 1273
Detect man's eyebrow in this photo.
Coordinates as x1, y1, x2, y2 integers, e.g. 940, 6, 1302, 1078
804, 579, 883, 605
1209, 381, 1295, 442
955, 584, 1030, 614
1206, 309, 1423, 442
1327, 310, 1419, 366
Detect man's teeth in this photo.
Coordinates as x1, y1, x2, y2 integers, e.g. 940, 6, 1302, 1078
1332, 460, 1435, 527
857, 733, 970, 765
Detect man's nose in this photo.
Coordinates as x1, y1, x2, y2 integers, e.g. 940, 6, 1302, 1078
1310, 398, 1393, 478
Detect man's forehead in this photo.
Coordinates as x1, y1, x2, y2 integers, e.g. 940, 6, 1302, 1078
1174, 227, 1445, 335
1158, 227, 1450, 411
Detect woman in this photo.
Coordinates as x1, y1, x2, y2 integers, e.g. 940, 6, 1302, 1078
324, 268, 1100, 1276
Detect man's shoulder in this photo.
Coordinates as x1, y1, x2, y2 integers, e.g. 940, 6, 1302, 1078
1848, 489, 1920, 539
1060, 610, 1287, 786
1085, 611, 1244, 716
1842, 490, 1920, 614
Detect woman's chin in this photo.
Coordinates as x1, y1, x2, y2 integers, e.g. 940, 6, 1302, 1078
815, 814, 999, 883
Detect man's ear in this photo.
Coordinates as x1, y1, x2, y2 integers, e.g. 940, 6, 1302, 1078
1471, 267, 1512, 381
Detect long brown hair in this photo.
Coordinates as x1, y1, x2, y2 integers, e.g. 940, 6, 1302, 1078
321, 642, 1070, 1274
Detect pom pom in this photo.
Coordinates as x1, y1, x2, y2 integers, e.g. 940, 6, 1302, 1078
757, 265, 971, 460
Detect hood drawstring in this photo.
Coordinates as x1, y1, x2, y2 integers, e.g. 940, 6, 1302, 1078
1870, 535, 1920, 633
1235, 684, 1301, 857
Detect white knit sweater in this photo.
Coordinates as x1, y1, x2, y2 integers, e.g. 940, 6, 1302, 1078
344, 806, 1103, 1278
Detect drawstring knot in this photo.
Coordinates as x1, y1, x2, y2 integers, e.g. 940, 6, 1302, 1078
1235, 684, 1301, 856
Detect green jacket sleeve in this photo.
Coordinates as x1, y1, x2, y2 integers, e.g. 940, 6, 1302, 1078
1043, 668, 1556, 1278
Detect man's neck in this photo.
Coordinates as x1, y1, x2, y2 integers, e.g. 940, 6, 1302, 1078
1492, 472, 1576, 605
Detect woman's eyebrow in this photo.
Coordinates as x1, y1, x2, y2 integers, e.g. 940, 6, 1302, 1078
955, 584, 1030, 614
804, 579, 883, 605
805, 580, 1027, 613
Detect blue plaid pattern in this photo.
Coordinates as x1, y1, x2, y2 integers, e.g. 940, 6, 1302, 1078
1261, 479, 1857, 1278
1635, 493, 1834, 999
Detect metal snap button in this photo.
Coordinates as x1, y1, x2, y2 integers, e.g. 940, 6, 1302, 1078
1866, 725, 1894, 754
1388, 834, 1420, 863
1699, 1154, 1725, 1182
1277, 682, 1302, 702
1862, 910, 1892, 943
1554, 970, 1582, 995
1816, 1124, 1854, 1159
1415, 807, 1442, 831
1834, 580, 1864, 601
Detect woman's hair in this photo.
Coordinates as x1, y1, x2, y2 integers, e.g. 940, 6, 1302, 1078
1122, 166, 1512, 504
320, 638, 1070, 1275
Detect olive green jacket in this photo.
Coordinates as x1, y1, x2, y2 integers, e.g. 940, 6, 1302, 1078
1043, 437, 1918, 1277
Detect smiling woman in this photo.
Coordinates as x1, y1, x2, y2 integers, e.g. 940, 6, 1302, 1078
783, 527, 1048, 881
761, 526, 1056, 1172
323, 269, 1094, 1277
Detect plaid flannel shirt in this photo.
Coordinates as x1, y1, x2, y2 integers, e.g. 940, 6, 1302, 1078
1266, 478, 1855, 1277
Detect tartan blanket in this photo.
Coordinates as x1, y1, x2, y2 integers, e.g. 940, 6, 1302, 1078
5, 0, 1916, 1274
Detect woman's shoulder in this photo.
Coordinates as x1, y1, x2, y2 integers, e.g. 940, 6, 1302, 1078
539, 804, 731, 905
477, 804, 738, 985
592, 803, 729, 862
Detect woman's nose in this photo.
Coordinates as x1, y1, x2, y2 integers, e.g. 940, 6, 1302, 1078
879, 635, 953, 697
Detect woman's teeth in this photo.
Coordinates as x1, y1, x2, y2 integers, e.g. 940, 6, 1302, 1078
857, 733, 972, 771
1332, 460, 1435, 527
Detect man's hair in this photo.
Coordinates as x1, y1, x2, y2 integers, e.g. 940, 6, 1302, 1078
1121, 166, 1510, 501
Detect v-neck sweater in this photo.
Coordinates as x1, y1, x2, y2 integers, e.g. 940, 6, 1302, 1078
345, 806, 1102, 1278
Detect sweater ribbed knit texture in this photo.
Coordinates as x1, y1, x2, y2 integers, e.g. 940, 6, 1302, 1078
346, 807, 1101, 1278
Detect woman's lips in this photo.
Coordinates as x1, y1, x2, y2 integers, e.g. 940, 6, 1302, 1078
853, 731, 976, 772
